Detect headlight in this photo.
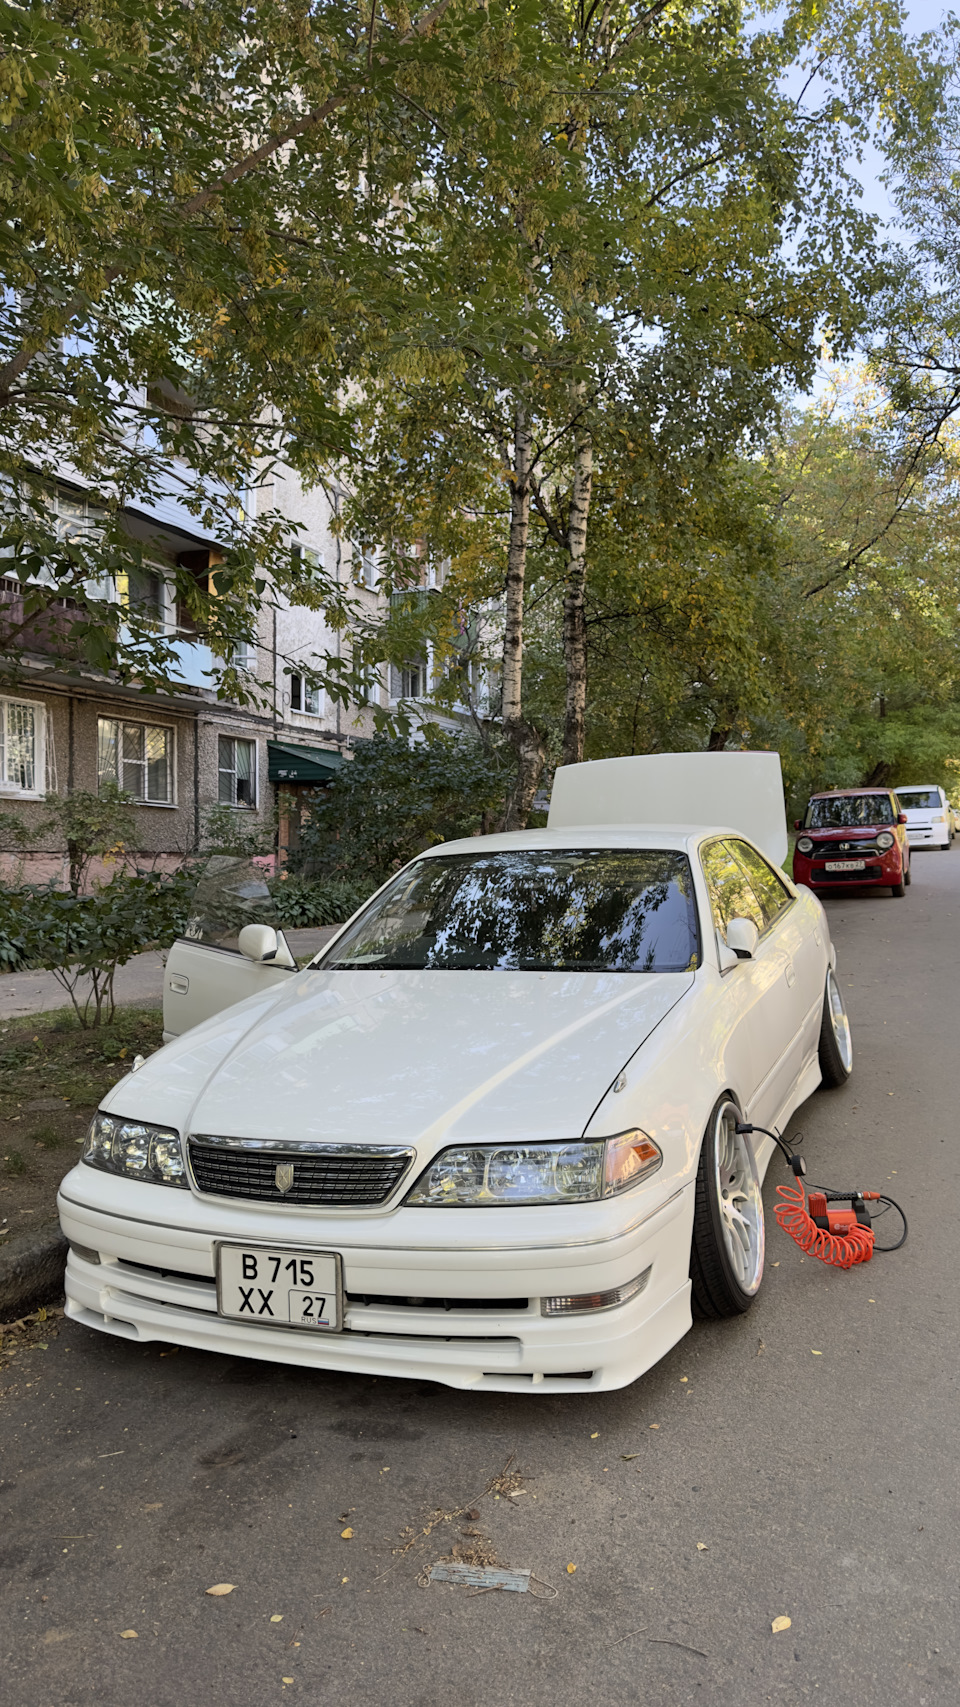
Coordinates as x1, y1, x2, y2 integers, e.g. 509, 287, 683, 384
796, 836, 813, 854
83, 1113, 188, 1188
404, 1130, 662, 1207
876, 832, 894, 850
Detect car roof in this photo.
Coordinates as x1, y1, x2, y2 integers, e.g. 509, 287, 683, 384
895, 783, 940, 790
419, 826, 755, 858
808, 788, 892, 798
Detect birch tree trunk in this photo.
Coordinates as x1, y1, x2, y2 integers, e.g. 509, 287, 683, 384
560, 429, 593, 768
501, 401, 546, 829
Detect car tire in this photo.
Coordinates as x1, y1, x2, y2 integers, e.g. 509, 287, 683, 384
818, 967, 853, 1087
891, 873, 906, 896
690, 1098, 764, 1319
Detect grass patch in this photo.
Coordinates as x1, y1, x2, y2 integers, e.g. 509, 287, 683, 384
0, 1006, 166, 1244
0, 1006, 165, 1118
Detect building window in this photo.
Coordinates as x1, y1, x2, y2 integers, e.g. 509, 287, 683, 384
0, 697, 43, 794
358, 665, 381, 706
355, 546, 378, 590
389, 662, 426, 701
116, 566, 165, 625
230, 640, 256, 671
218, 735, 256, 807
290, 674, 323, 715
290, 545, 325, 608
54, 490, 101, 543
98, 718, 173, 804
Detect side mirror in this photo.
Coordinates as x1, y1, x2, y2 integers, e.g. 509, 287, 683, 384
897, 813, 907, 826
794, 819, 802, 831
238, 924, 296, 968
726, 917, 760, 960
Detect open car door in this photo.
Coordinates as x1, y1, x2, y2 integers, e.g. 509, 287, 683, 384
163, 932, 297, 1041
161, 857, 300, 1040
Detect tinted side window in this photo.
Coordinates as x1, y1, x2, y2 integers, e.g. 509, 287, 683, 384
700, 840, 764, 941
728, 840, 792, 931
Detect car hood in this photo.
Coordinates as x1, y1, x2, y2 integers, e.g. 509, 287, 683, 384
803, 826, 888, 840
105, 968, 694, 1145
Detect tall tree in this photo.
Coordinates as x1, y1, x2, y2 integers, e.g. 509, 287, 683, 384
0, 0, 556, 698
344, 0, 924, 814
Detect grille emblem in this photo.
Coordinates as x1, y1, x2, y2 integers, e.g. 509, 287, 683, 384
275, 1163, 295, 1195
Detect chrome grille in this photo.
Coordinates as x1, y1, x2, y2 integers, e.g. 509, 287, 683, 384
188, 1138, 413, 1206
811, 840, 880, 856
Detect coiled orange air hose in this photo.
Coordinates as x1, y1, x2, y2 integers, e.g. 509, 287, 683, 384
774, 1178, 875, 1268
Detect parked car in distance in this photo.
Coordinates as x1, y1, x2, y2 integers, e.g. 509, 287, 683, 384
895, 784, 952, 851
57, 752, 852, 1397
793, 788, 911, 897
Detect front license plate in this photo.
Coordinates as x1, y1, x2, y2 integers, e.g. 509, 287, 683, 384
824, 860, 865, 872
216, 1244, 342, 1331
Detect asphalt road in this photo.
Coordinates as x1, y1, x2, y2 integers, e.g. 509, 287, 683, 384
2, 856, 958, 1707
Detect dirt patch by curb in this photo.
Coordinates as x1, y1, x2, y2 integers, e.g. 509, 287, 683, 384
0, 1223, 67, 1319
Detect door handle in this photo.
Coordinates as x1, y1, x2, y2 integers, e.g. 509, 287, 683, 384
785, 965, 796, 988
169, 974, 189, 994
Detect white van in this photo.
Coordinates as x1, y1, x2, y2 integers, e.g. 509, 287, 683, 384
895, 784, 953, 851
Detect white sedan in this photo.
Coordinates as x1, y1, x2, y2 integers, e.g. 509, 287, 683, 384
57, 758, 852, 1394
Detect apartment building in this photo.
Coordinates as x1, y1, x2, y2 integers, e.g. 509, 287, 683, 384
0, 466, 391, 884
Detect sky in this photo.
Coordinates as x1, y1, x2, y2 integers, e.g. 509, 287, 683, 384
850, 0, 954, 228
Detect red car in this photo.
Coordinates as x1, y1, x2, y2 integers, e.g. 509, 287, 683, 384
793, 788, 911, 897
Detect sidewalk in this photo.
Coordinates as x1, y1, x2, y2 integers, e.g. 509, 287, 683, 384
0, 927, 339, 1021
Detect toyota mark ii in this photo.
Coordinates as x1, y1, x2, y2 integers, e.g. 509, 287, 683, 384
58, 754, 852, 1394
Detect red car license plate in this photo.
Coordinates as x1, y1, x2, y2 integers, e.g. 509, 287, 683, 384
824, 859, 866, 872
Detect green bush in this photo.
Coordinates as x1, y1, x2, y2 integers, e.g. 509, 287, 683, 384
292, 731, 508, 887
0, 867, 197, 1026
268, 876, 367, 928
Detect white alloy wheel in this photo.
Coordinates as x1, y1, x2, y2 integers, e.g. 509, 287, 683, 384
818, 966, 853, 1087
690, 1098, 765, 1317
713, 1105, 765, 1298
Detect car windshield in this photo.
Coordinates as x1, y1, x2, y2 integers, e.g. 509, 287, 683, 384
805, 795, 894, 828
324, 849, 700, 973
896, 789, 940, 809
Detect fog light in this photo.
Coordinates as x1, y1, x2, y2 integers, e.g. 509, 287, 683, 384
70, 1243, 101, 1265
541, 1266, 651, 1316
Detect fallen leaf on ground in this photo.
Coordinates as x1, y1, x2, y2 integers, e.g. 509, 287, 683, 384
270, 1615, 283, 1623
620, 1454, 638, 1461
590, 1431, 599, 1438
143, 1503, 162, 1512
648, 1424, 660, 1430
810, 1350, 822, 1356
566, 1563, 576, 1574
679, 1377, 688, 1383
340, 1528, 353, 1539
120, 1630, 138, 1639
282, 1678, 294, 1685
771, 1615, 792, 1634
696, 1543, 708, 1552
205, 1583, 236, 1596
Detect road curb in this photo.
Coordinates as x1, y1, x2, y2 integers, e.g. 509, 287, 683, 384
0, 1223, 67, 1319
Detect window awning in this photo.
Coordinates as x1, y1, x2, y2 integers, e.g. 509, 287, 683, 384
268, 740, 346, 785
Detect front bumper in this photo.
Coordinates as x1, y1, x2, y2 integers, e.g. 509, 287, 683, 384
793, 850, 902, 889
58, 1166, 694, 1395
906, 825, 949, 847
